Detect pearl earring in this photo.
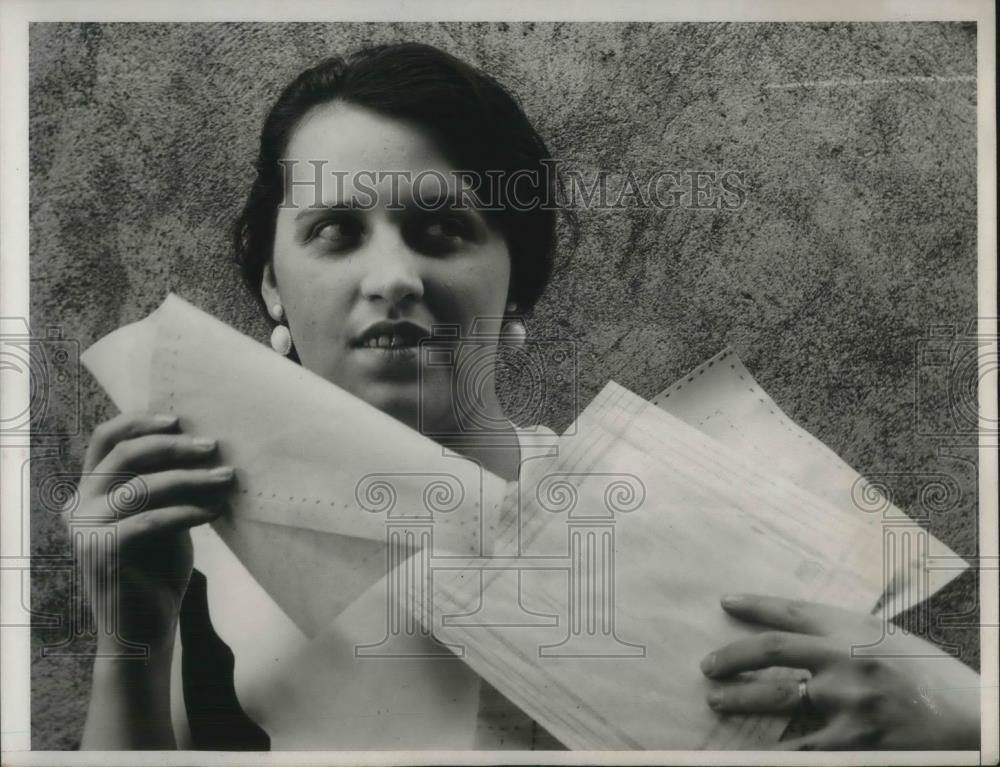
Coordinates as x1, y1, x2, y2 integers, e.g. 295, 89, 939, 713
502, 300, 525, 345
501, 320, 526, 346
268, 303, 292, 355
271, 324, 293, 356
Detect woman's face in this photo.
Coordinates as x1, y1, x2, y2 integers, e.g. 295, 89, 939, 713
264, 101, 512, 432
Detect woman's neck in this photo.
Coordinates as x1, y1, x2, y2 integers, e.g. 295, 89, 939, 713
439, 420, 522, 482
433, 385, 522, 482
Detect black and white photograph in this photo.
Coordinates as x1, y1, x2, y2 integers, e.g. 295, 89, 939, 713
1, 1, 996, 763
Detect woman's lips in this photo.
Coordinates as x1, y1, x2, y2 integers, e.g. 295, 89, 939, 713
349, 321, 457, 380
352, 340, 421, 378
357, 333, 419, 350
352, 320, 432, 349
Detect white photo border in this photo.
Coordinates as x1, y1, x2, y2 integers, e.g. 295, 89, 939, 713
1, 1, 995, 765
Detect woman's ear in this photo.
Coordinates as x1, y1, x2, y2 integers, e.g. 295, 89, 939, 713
261, 261, 282, 319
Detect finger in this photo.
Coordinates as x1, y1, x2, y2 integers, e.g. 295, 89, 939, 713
119, 504, 225, 540
707, 676, 805, 714
106, 467, 236, 517
719, 593, 847, 636
95, 433, 219, 477
83, 412, 180, 473
701, 631, 841, 678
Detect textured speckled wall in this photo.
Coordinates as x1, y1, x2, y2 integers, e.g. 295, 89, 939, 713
28, 22, 979, 749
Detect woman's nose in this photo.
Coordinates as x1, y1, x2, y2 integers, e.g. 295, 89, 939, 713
358, 241, 425, 307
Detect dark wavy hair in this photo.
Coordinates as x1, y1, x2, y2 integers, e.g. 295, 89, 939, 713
233, 42, 557, 336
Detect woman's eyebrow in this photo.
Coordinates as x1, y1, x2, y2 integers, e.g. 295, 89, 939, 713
289, 191, 482, 221
405, 190, 480, 212
292, 202, 353, 222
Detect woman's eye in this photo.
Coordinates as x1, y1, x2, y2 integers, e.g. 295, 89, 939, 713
424, 215, 473, 243
405, 212, 480, 257
310, 219, 361, 248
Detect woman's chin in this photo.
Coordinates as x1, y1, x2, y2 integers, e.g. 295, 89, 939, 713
357, 384, 452, 435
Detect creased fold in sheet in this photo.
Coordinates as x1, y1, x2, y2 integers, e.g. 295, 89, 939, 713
82, 294, 508, 637
415, 381, 899, 750
80, 294, 966, 750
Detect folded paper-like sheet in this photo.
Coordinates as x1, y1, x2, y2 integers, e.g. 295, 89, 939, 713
651, 348, 964, 615
424, 382, 887, 749
80, 294, 967, 750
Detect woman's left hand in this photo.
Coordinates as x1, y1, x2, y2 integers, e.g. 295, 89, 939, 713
700, 594, 981, 750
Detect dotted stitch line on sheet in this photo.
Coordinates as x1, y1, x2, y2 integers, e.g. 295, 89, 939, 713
160, 329, 485, 553
650, 347, 835, 460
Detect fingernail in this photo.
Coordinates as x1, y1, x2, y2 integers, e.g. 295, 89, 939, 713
154, 414, 178, 424
721, 594, 744, 606
211, 466, 235, 479
707, 689, 723, 708
193, 437, 217, 450
700, 653, 716, 674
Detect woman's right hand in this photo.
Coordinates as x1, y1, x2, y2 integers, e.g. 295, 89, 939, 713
65, 412, 236, 653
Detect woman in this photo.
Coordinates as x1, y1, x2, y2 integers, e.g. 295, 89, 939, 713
74, 42, 980, 751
